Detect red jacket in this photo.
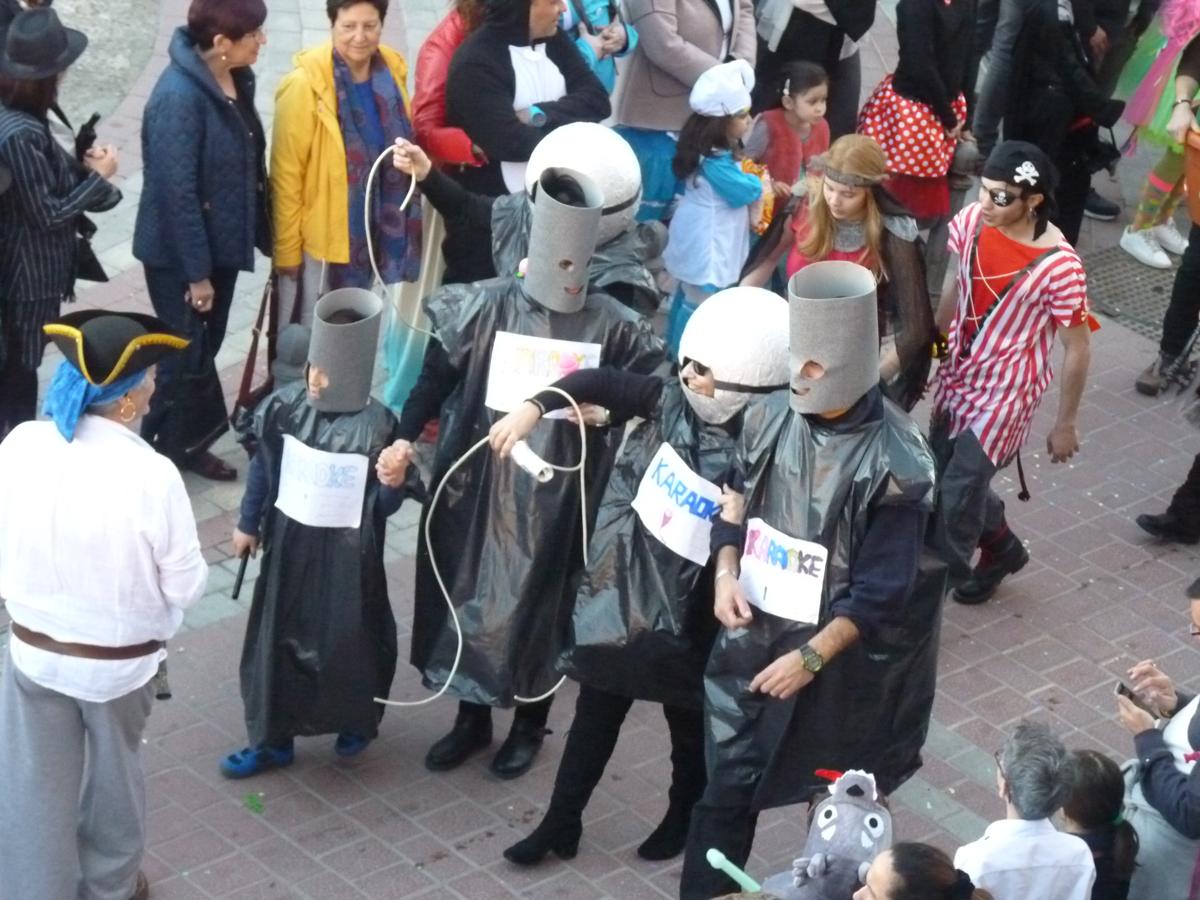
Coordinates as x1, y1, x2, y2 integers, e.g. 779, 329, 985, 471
412, 11, 481, 167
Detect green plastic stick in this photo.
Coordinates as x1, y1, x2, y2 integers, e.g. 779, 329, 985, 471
706, 848, 761, 892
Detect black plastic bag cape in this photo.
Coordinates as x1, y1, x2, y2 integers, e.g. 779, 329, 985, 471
558, 380, 730, 708
239, 382, 402, 746
707, 389, 943, 811
412, 277, 666, 707
491, 193, 661, 315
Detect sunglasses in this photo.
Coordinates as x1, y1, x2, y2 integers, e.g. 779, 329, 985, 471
985, 186, 1021, 208
682, 358, 711, 377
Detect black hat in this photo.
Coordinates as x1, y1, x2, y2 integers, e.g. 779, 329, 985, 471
0, 7, 86, 81
981, 141, 1059, 196
44, 310, 188, 386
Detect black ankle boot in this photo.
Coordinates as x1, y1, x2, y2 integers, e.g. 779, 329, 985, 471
637, 801, 694, 860
490, 716, 549, 780
953, 531, 1029, 605
503, 811, 582, 865
425, 706, 492, 772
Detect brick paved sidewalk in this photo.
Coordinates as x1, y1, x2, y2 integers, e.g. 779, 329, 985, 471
1, 0, 1199, 897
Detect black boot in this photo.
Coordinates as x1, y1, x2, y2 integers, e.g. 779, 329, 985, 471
503, 810, 583, 865
679, 802, 759, 900
953, 528, 1029, 605
1136, 510, 1200, 544
503, 687, 631, 863
491, 698, 554, 779
425, 702, 492, 772
638, 703, 706, 861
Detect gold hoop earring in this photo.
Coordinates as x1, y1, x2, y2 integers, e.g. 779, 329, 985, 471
119, 398, 137, 424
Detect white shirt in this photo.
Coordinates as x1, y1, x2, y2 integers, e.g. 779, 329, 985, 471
502, 44, 568, 192
0, 417, 207, 702
954, 818, 1096, 900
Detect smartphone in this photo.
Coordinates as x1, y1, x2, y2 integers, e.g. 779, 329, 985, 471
1114, 680, 1157, 716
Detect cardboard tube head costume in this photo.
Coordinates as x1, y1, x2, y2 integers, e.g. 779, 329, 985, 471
307, 288, 383, 413
522, 167, 603, 314
525, 123, 642, 247
787, 261, 879, 414
677, 286, 790, 424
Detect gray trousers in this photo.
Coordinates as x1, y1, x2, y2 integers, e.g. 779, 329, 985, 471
0, 651, 154, 900
929, 414, 1006, 582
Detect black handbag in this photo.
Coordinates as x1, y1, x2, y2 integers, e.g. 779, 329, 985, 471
152, 309, 230, 459
71, 113, 107, 283
75, 214, 107, 283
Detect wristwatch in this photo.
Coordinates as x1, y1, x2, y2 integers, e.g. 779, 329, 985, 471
798, 643, 824, 674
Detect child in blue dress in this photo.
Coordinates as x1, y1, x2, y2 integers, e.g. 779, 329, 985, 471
662, 60, 767, 353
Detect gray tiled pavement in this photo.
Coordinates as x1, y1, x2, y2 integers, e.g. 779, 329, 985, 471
2, 1, 1200, 897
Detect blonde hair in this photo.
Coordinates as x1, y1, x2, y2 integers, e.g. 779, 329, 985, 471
800, 134, 888, 279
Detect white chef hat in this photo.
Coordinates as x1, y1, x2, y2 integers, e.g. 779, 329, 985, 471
688, 59, 755, 117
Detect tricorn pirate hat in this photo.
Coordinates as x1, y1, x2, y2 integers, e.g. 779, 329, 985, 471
44, 310, 189, 386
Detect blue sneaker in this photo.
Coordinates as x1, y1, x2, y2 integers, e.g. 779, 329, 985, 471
219, 741, 295, 779
334, 732, 372, 758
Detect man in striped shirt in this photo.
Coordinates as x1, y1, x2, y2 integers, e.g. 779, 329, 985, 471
930, 141, 1092, 604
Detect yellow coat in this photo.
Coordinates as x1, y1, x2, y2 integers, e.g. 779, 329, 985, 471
270, 43, 410, 268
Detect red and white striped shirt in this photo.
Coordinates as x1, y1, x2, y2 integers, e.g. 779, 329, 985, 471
933, 202, 1089, 467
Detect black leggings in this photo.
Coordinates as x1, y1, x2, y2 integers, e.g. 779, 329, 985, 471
542, 685, 706, 823
1159, 223, 1200, 360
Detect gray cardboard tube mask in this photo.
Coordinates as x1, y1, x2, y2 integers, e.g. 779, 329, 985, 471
307, 288, 383, 412
787, 261, 880, 415
523, 168, 603, 314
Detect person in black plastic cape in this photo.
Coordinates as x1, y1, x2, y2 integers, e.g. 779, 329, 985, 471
219, 288, 417, 779
484, 287, 789, 866
391, 123, 660, 314
388, 166, 667, 780
678, 261, 942, 900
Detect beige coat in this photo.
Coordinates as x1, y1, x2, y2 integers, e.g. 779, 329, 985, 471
614, 0, 757, 132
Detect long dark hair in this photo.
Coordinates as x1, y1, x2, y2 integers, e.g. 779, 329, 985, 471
1064, 750, 1139, 883
672, 111, 741, 182
0, 73, 58, 119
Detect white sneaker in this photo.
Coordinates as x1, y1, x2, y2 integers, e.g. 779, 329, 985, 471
1120, 227, 1172, 269
1152, 220, 1190, 256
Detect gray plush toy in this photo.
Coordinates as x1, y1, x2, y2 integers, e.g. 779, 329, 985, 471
760, 770, 893, 900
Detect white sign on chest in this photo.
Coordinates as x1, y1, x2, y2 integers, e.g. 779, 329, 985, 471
484, 331, 602, 417
738, 517, 828, 624
630, 443, 722, 565
274, 435, 370, 529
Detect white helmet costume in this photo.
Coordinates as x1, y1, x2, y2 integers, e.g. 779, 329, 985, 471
524, 123, 642, 247
677, 287, 790, 424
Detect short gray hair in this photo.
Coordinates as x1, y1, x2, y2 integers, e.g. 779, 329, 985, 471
1000, 721, 1071, 820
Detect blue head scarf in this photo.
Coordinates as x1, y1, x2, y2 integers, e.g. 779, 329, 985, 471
43, 359, 147, 441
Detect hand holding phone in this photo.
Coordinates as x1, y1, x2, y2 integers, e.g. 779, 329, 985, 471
1114, 680, 1157, 716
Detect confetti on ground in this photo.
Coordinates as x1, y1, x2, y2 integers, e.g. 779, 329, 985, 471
243, 792, 264, 815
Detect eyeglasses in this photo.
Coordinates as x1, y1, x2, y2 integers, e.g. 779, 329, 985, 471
993, 749, 1006, 778
985, 186, 1020, 208
682, 358, 710, 377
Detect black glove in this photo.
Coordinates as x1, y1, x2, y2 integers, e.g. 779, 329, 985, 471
1095, 98, 1125, 129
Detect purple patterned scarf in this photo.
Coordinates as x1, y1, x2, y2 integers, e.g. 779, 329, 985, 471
329, 49, 421, 289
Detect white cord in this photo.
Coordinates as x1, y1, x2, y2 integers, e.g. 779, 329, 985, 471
375, 387, 590, 707
364, 145, 437, 340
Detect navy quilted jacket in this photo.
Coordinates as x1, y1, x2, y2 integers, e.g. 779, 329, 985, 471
133, 27, 270, 282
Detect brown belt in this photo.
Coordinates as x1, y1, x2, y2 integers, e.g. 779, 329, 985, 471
10, 623, 164, 661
